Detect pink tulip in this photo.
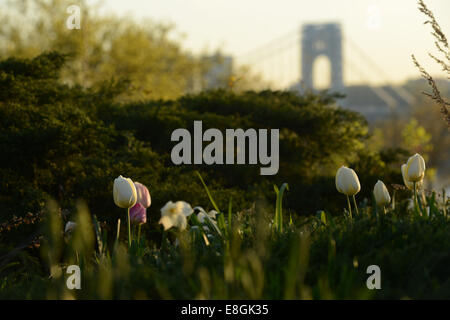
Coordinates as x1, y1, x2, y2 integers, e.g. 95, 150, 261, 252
134, 182, 151, 208
129, 203, 147, 225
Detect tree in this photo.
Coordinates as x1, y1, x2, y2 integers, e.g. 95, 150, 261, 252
0, 0, 198, 100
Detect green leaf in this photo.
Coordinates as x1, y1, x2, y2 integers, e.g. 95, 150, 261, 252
195, 171, 221, 213
274, 183, 289, 234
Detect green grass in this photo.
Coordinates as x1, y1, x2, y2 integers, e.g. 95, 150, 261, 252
0, 175, 449, 300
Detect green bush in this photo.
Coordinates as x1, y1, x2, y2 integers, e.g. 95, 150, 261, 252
0, 52, 404, 236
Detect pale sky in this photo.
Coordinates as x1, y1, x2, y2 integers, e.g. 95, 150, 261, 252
70, 0, 450, 87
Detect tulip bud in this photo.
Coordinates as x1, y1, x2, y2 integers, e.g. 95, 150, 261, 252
373, 180, 391, 207
113, 175, 137, 208
401, 164, 423, 190
405, 153, 426, 182
129, 203, 147, 225
335, 166, 361, 196
134, 182, 151, 208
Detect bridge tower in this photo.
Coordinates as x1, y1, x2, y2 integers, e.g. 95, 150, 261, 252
301, 23, 344, 91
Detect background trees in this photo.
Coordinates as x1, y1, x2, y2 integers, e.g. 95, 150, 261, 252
0, 0, 267, 101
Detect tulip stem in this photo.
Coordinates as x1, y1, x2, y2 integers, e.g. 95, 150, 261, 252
417, 189, 425, 216
137, 224, 142, 245
114, 219, 120, 249
127, 208, 132, 248
391, 190, 396, 210
413, 182, 418, 209
115, 218, 121, 246
352, 195, 359, 216
346, 195, 353, 219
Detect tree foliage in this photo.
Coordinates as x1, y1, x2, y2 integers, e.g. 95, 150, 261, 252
0, 0, 199, 100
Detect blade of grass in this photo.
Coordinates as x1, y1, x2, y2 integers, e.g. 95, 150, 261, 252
274, 185, 280, 232
228, 198, 232, 236
443, 189, 447, 217
92, 215, 103, 255
274, 183, 289, 234
195, 171, 221, 213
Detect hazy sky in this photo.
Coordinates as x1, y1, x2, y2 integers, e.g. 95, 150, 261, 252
88, 0, 450, 87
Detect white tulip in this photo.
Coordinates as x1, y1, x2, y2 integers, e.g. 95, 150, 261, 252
159, 201, 194, 231
401, 164, 423, 190
113, 175, 137, 208
405, 153, 426, 182
335, 166, 361, 196
373, 180, 391, 207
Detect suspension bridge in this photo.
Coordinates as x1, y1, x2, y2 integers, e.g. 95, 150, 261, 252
234, 23, 415, 119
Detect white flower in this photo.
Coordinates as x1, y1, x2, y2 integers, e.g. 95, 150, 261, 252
373, 180, 391, 207
405, 153, 426, 182
401, 164, 423, 190
194, 207, 221, 236
159, 201, 193, 231
113, 175, 137, 208
335, 166, 361, 196
194, 206, 218, 223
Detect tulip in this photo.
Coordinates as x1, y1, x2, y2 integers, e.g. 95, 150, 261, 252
335, 166, 361, 196
159, 201, 194, 231
401, 164, 423, 191
336, 166, 361, 217
405, 153, 426, 182
373, 180, 391, 209
130, 203, 147, 225
134, 182, 151, 208
401, 164, 413, 190
130, 202, 147, 244
113, 175, 137, 248
403, 154, 426, 210
113, 175, 137, 209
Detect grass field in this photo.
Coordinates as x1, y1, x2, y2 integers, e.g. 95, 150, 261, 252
0, 172, 448, 300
